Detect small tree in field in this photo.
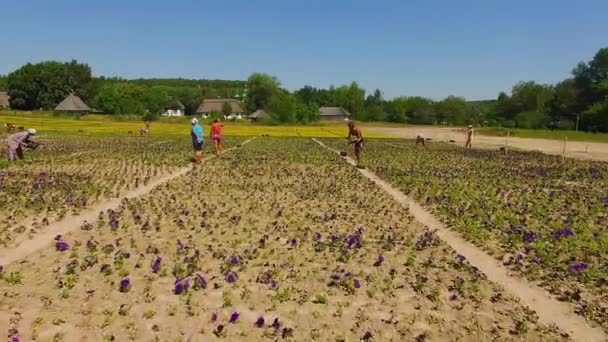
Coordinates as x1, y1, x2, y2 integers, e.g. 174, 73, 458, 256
222, 101, 232, 117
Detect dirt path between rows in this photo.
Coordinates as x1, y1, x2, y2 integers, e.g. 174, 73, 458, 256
312, 138, 606, 342
366, 126, 608, 161
0, 138, 256, 267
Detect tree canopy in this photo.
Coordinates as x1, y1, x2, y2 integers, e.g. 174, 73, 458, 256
7, 60, 95, 110
3, 46, 608, 131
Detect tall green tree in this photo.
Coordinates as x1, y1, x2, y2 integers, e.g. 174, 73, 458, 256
548, 79, 579, 122
222, 101, 232, 116
267, 90, 296, 123
246, 73, 281, 112
7, 60, 94, 110
435, 95, 467, 125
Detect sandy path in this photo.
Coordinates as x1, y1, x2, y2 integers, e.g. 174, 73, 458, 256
0, 137, 256, 267
312, 138, 607, 342
366, 126, 608, 161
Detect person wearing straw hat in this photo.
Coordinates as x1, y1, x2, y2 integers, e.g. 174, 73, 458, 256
191, 118, 204, 164
6, 128, 37, 161
465, 125, 473, 149
416, 132, 425, 146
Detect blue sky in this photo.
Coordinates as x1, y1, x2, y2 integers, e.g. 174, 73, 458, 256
1, 0, 607, 100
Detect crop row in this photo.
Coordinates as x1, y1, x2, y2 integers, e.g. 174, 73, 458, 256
0, 135, 245, 247
321, 139, 608, 332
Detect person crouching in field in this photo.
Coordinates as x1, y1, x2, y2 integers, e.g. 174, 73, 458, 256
191, 118, 204, 164
416, 133, 425, 146
347, 121, 364, 166
465, 125, 473, 149
210, 119, 224, 157
6, 128, 37, 161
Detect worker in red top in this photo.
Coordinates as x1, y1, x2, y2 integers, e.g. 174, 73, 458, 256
210, 119, 224, 157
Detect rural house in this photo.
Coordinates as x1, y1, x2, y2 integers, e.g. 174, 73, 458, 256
0, 92, 10, 108
162, 101, 185, 117
249, 109, 270, 121
161, 109, 184, 117
319, 107, 351, 121
55, 93, 91, 112
196, 99, 244, 117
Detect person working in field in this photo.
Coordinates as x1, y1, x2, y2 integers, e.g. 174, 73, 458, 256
191, 118, 204, 164
465, 125, 473, 149
347, 121, 364, 165
416, 133, 425, 146
210, 119, 224, 157
6, 128, 37, 161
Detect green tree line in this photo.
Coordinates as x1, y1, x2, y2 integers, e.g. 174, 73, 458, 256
3, 46, 607, 129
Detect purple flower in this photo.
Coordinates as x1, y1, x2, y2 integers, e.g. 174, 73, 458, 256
226, 271, 238, 283
119, 278, 130, 292
344, 272, 352, 277
354, 279, 361, 289
11, 336, 20, 342
195, 274, 208, 289
229, 312, 240, 323
151, 256, 162, 273
362, 330, 374, 341
553, 228, 574, 240
54, 234, 62, 241
330, 274, 341, 281
374, 255, 384, 266
316, 232, 322, 241
455, 254, 466, 263
271, 318, 281, 330
569, 262, 588, 273
109, 219, 119, 230
255, 316, 265, 327
271, 280, 278, 288
290, 239, 297, 247
229, 255, 240, 265
174, 277, 190, 294
55, 241, 69, 252
211, 312, 218, 322
593, 233, 600, 239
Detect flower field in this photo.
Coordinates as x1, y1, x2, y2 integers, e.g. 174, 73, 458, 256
0, 136, 571, 341
0, 135, 244, 247
322, 139, 608, 332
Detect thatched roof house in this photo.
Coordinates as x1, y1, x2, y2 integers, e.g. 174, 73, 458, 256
249, 109, 270, 121
319, 107, 351, 121
197, 99, 244, 115
55, 94, 91, 112
0, 92, 9, 108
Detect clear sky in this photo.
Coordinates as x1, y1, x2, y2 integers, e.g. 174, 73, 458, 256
1, 0, 607, 100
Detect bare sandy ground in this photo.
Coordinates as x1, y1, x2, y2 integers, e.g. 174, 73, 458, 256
366, 126, 608, 161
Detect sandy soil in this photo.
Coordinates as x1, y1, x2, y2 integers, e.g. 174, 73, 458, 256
366, 126, 608, 161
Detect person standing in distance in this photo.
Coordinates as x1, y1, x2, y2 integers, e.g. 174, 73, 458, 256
347, 121, 364, 166
465, 125, 474, 149
191, 118, 204, 164
210, 119, 224, 157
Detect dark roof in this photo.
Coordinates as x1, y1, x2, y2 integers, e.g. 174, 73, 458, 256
197, 99, 244, 113
319, 107, 351, 117
249, 109, 270, 119
0, 92, 9, 107
55, 94, 91, 111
